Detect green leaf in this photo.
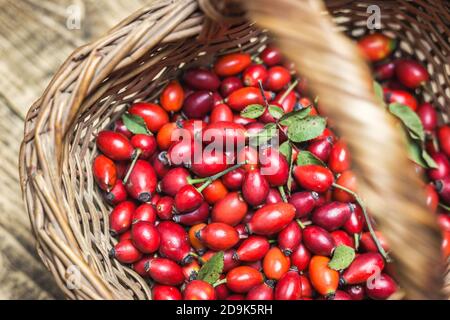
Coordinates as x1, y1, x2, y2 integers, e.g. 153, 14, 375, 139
287, 116, 327, 143
279, 107, 311, 126
197, 251, 224, 285
268, 105, 284, 119
389, 103, 425, 141
422, 149, 438, 169
278, 141, 292, 159
407, 138, 428, 168
247, 123, 277, 146
122, 113, 150, 135
328, 245, 356, 271
241, 104, 265, 119
373, 81, 385, 106
296, 150, 325, 166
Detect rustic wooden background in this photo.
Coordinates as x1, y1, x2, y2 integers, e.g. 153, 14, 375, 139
0, 0, 146, 300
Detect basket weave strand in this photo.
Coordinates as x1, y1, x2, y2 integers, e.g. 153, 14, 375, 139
19, 0, 449, 299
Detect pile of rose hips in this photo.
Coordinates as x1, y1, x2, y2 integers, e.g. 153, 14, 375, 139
92, 32, 449, 300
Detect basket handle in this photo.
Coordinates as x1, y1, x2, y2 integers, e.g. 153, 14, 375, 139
200, 0, 445, 299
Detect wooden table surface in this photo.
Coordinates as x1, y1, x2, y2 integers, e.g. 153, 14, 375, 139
0, 0, 146, 299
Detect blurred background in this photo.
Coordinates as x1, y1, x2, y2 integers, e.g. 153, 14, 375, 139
0, 0, 147, 300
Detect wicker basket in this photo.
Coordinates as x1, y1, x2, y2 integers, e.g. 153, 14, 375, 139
19, 0, 449, 300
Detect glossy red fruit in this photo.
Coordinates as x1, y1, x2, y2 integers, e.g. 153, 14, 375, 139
437, 214, 450, 232
157, 221, 192, 264
427, 153, 450, 181
146, 257, 185, 286
155, 196, 174, 220
260, 46, 282, 66
174, 185, 203, 213
204, 121, 246, 147
342, 253, 385, 285
243, 64, 268, 87
109, 201, 135, 234
266, 188, 283, 205
223, 250, 240, 273
190, 150, 229, 178
226, 87, 265, 111
307, 137, 333, 162
246, 280, 274, 300
220, 77, 243, 97
328, 140, 351, 173
333, 170, 357, 202
105, 180, 127, 205
343, 204, 364, 234
156, 122, 177, 150
247, 203, 296, 235
374, 61, 396, 80
264, 66, 291, 92
160, 80, 184, 112
331, 230, 354, 248
312, 202, 352, 231
111, 239, 142, 264
384, 88, 418, 111
242, 170, 270, 207
274, 270, 303, 300
132, 255, 152, 276
309, 256, 339, 296
125, 160, 157, 202
114, 119, 132, 138
416, 103, 437, 132
234, 236, 270, 262
97, 131, 134, 161
119, 230, 132, 242
202, 180, 228, 205
425, 183, 439, 212
227, 294, 245, 300
212, 192, 248, 226
291, 243, 311, 271
435, 177, 450, 205
115, 161, 128, 180
260, 148, 289, 186
197, 223, 239, 251
93, 155, 117, 191
278, 221, 302, 256
210, 103, 234, 123
346, 285, 365, 300
129, 102, 169, 133
395, 59, 429, 88
183, 68, 220, 90
131, 221, 160, 254
366, 273, 397, 299
167, 138, 198, 168
215, 275, 231, 300
357, 33, 396, 62
182, 90, 214, 119
442, 231, 450, 259
360, 231, 390, 253
273, 89, 297, 114
327, 290, 352, 300
293, 165, 334, 193
303, 226, 336, 256
214, 53, 252, 77
289, 191, 322, 218
131, 134, 157, 159
159, 168, 190, 197
132, 203, 157, 224
152, 152, 170, 178
438, 126, 450, 157
263, 247, 290, 280
183, 280, 216, 300
174, 201, 209, 226
153, 285, 182, 300
222, 168, 245, 190
226, 266, 264, 293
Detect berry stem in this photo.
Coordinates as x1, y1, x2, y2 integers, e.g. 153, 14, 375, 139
257, 80, 270, 108
354, 233, 360, 251
213, 278, 227, 287
123, 148, 142, 184
279, 80, 298, 103
296, 219, 305, 229
268, 239, 277, 244
332, 183, 391, 262
278, 185, 288, 203
196, 163, 244, 193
